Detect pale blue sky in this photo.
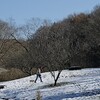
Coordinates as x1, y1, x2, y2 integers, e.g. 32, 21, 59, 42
0, 0, 100, 25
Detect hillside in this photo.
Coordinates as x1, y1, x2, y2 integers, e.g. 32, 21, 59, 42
0, 68, 100, 100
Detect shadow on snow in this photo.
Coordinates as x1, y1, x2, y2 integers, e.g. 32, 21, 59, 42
43, 89, 100, 100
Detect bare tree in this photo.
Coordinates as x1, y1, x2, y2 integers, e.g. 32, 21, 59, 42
0, 20, 17, 66
29, 22, 70, 86
6, 18, 50, 75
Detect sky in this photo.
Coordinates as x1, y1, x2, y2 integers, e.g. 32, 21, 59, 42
0, 0, 100, 25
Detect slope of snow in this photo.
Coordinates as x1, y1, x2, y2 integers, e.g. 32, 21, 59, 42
0, 68, 100, 100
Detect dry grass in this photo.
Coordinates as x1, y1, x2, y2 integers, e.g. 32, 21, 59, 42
0, 68, 8, 73
36, 91, 42, 100
0, 68, 27, 82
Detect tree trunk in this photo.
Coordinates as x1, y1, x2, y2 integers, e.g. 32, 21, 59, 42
54, 70, 62, 86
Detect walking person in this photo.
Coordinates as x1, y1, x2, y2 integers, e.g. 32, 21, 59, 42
35, 67, 43, 83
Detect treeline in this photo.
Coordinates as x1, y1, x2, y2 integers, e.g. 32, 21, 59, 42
0, 5, 100, 77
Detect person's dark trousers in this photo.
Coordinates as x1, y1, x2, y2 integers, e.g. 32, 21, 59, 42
35, 74, 43, 83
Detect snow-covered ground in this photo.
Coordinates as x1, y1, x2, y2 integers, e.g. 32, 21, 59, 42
0, 68, 100, 100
